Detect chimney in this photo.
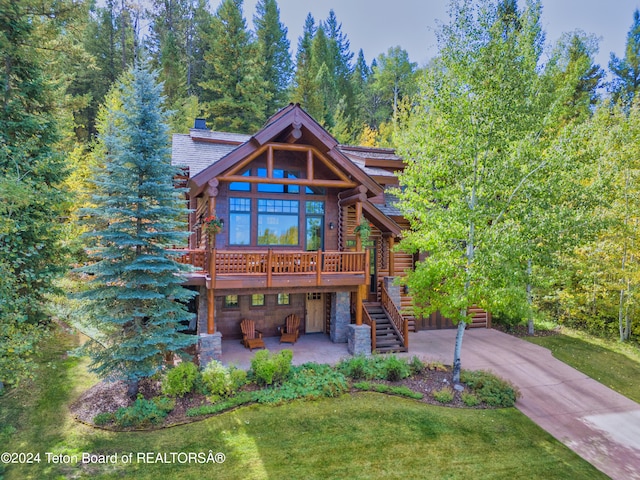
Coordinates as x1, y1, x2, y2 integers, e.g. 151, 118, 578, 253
193, 118, 207, 130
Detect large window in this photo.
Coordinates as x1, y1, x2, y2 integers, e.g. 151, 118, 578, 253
258, 199, 299, 245
229, 198, 251, 245
305, 201, 324, 251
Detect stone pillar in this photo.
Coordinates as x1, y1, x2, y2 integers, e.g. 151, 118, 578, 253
197, 286, 208, 334
383, 277, 401, 308
330, 291, 350, 343
347, 324, 372, 356
199, 332, 223, 366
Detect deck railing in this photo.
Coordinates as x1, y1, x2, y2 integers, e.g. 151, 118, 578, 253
174, 248, 368, 285
362, 305, 376, 352
381, 282, 409, 349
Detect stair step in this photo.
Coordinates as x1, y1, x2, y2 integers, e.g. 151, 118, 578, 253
374, 346, 408, 353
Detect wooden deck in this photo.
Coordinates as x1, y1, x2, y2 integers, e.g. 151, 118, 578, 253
174, 248, 369, 289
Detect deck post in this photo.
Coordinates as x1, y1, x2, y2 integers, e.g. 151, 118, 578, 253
316, 249, 322, 286
207, 248, 216, 334
355, 285, 363, 326
267, 249, 273, 288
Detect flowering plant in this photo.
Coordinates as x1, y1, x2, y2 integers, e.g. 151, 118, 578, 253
202, 214, 223, 236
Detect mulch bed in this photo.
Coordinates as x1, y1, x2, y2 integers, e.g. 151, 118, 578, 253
70, 364, 495, 430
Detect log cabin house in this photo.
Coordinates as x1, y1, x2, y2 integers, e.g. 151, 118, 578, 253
171, 104, 488, 364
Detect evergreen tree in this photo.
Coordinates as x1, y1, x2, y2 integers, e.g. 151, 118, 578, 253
80, 63, 195, 397
147, 0, 190, 105
370, 46, 418, 125
546, 31, 604, 125
70, 0, 137, 140
200, 0, 268, 132
254, 0, 293, 115
0, 0, 70, 386
609, 9, 640, 108
291, 13, 317, 109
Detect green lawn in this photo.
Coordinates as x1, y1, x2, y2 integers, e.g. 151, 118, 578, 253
0, 328, 607, 480
526, 329, 640, 403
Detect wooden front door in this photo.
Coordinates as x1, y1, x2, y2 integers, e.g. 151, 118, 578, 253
305, 293, 325, 333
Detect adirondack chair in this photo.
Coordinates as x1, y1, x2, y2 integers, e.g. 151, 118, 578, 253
240, 319, 265, 350
280, 314, 300, 344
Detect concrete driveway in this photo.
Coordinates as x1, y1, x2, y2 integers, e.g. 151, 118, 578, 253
408, 328, 640, 480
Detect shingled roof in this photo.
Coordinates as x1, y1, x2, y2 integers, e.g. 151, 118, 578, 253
171, 129, 248, 176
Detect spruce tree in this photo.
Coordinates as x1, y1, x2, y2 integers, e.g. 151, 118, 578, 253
609, 9, 640, 108
254, 0, 293, 115
291, 13, 318, 109
81, 63, 195, 397
200, 0, 268, 132
0, 0, 70, 386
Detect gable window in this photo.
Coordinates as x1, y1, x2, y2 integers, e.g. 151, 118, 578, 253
258, 199, 299, 246
229, 169, 251, 191
229, 198, 251, 245
257, 168, 300, 193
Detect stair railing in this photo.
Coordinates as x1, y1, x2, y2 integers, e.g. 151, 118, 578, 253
362, 305, 376, 352
381, 283, 409, 349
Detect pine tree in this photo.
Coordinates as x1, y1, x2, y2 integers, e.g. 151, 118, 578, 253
609, 9, 640, 108
0, 0, 70, 386
254, 0, 293, 115
80, 63, 195, 397
200, 0, 268, 132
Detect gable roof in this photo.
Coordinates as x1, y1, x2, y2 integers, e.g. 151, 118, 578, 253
188, 104, 383, 197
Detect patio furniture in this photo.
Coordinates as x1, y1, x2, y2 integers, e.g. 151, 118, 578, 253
240, 319, 265, 350
280, 314, 300, 344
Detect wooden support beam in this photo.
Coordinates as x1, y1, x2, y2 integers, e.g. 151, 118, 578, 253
338, 192, 368, 207
355, 285, 363, 326
307, 149, 314, 181
355, 202, 363, 252
388, 235, 395, 276
340, 185, 368, 198
267, 249, 273, 288
267, 145, 274, 178
221, 175, 356, 188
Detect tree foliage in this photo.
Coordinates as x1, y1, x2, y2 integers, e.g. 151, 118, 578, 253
396, 0, 604, 379
79, 63, 195, 395
0, 0, 71, 386
609, 9, 640, 108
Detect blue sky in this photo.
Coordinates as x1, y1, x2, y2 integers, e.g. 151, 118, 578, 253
228, 0, 638, 73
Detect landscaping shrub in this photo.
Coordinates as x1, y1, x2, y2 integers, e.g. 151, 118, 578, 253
383, 355, 411, 381
114, 395, 175, 427
186, 391, 259, 417
432, 386, 454, 403
250, 349, 293, 386
256, 363, 348, 404
93, 412, 115, 426
162, 362, 200, 397
460, 370, 519, 407
352, 381, 423, 400
201, 361, 247, 401
337, 355, 370, 379
409, 356, 425, 376
338, 354, 412, 381
461, 392, 480, 407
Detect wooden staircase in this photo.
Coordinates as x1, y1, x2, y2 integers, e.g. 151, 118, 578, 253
467, 306, 491, 328
365, 302, 407, 353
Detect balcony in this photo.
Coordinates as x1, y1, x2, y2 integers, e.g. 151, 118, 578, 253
175, 249, 369, 290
